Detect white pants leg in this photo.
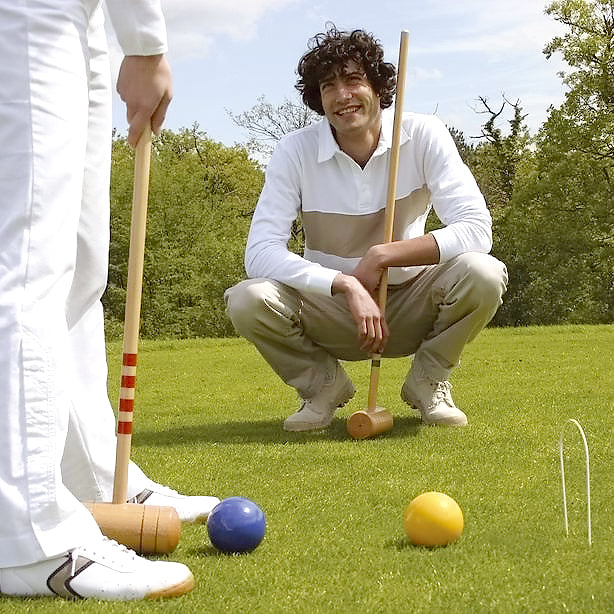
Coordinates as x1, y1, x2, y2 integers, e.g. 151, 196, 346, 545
0, 0, 145, 567
59, 6, 150, 505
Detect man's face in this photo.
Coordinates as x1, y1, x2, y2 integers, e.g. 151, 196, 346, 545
319, 60, 381, 142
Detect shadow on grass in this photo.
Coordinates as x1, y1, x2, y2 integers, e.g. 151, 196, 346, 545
135, 415, 422, 447
386, 536, 416, 551
187, 545, 257, 558
385, 536, 447, 552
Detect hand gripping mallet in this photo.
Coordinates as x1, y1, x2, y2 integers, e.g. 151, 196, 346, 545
85, 126, 181, 553
347, 30, 410, 440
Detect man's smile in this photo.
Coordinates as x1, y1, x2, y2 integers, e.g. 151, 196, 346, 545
336, 105, 362, 117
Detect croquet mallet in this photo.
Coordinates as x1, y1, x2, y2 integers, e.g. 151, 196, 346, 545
86, 126, 181, 554
346, 30, 410, 440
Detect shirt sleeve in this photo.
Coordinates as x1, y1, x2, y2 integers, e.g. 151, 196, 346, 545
415, 115, 492, 261
244, 137, 340, 296
105, 0, 168, 56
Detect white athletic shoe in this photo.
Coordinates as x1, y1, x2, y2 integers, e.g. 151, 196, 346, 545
401, 366, 468, 426
283, 363, 355, 432
129, 485, 220, 523
0, 537, 194, 600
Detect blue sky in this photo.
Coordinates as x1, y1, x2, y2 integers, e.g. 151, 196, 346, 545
109, 0, 568, 147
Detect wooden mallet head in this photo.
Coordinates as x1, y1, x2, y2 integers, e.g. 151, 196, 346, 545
85, 503, 181, 554
347, 406, 394, 439
347, 356, 394, 439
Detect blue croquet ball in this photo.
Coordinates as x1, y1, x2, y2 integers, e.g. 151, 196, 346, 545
207, 497, 266, 553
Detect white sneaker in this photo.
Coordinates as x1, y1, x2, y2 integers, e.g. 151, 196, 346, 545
0, 537, 194, 600
401, 366, 468, 426
129, 485, 220, 523
283, 363, 355, 432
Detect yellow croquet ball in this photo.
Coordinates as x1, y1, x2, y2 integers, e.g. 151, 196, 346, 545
404, 491, 464, 547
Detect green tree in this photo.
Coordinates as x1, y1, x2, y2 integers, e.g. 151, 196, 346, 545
470, 97, 533, 212
442, 99, 536, 325
497, 0, 614, 324
104, 126, 264, 338
545, 0, 614, 163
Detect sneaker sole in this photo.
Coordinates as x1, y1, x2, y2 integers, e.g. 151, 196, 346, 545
283, 383, 355, 432
147, 574, 195, 599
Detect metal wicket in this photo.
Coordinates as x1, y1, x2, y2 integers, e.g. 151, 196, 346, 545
559, 418, 592, 545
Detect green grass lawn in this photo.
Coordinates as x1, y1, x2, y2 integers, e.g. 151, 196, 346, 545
2, 325, 613, 613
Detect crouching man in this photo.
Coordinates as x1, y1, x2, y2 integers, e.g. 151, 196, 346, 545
225, 26, 507, 432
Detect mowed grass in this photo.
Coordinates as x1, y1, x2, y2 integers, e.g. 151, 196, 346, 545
2, 325, 613, 613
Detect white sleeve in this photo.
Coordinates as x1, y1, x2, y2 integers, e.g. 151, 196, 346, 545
245, 138, 340, 296
416, 116, 492, 261
105, 0, 168, 56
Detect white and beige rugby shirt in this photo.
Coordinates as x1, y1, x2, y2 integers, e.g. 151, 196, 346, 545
245, 108, 492, 297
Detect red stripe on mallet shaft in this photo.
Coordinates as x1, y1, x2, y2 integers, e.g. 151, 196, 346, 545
123, 353, 138, 367
119, 398, 134, 412
121, 375, 136, 388
117, 422, 133, 435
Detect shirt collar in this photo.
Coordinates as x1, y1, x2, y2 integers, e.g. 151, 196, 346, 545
317, 118, 339, 163
375, 107, 410, 155
317, 107, 409, 164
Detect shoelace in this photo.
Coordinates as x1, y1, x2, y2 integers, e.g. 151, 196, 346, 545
432, 381, 453, 406
69, 537, 136, 575
69, 550, 78, 577
298, 398, 331, 416
150, 485, 180, 497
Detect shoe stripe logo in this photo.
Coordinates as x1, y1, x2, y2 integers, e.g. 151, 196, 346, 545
47, 555, 94, 599
129, 488, 153, 505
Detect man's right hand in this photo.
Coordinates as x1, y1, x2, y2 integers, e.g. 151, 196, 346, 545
332, 273, 389, 355
116, 54, 173, 147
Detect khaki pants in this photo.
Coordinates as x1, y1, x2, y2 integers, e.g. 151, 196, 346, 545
225, 253, 508, 399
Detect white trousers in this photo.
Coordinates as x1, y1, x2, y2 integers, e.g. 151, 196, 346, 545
0, 0, 149, 566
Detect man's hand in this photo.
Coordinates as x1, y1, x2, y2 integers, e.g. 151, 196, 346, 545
332, 273, 389, 355
352, 244, 386, 294
354, 235, 441, 293
117, 54, 173, 147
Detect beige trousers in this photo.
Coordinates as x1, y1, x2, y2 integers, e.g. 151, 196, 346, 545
225, 252, 508, 399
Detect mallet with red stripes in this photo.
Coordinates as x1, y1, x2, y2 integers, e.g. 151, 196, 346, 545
85, 126, 181, 554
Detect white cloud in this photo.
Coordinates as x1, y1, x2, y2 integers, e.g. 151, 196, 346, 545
161, 0, 298, 58
416, 24, 559, 58
411, 0, 564, 57
412, 66, 444, 82
106, 0, 300, 81
107, 0, 571, 142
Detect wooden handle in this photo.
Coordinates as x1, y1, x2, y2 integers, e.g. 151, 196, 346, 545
378, 29, 410, 315
366, 31, 410, 412
112, 126, 152, 504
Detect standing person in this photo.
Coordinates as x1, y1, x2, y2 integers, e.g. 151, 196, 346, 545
225, 26, 508, 432
0, 0, 218, 600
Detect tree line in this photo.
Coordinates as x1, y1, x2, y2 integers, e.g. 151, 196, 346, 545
103, 0, 614, 338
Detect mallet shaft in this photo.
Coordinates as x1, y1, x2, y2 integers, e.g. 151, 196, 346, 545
366, 30, 410, 414
348, 31, 410, 440
112, 127, 152, 505
86, 129, 182, 555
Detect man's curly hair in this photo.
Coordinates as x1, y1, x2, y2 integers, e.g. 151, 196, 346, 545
295, 25, 397, 115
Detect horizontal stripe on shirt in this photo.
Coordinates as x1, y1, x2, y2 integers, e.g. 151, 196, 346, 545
303, 185, 431, 258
